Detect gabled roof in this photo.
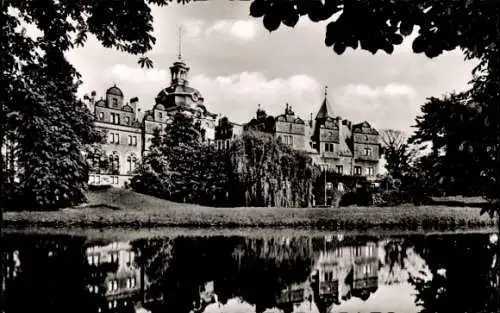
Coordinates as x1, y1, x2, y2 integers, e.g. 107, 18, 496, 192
353, 121, 379, 135
315, 97, 334, 120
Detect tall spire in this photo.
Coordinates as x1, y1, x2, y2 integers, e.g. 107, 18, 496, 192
315, 84, 334, 120
178, 26, 182, 60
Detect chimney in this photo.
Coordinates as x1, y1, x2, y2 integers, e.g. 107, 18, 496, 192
137, 108, 143, 122
130, 97, 139, 112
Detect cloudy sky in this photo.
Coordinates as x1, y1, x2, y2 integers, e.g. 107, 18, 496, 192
66, 1, 476, 134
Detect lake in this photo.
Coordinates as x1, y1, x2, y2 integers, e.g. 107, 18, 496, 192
1, 229, 498, 313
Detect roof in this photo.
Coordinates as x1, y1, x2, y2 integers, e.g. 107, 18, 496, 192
315, 97, 334, 120
106, 85, 123, 97
155, 85, 204, 108
352, 121, 379, 135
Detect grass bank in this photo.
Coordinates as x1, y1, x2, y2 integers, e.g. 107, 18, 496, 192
3, 188, 497, 231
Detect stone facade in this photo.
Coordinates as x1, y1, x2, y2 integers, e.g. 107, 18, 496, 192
236, 92, 381, 179
84, 55, 379, 188
84, 56, 217, 188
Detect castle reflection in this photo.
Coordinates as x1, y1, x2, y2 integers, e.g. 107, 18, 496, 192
1, 232, 497, 313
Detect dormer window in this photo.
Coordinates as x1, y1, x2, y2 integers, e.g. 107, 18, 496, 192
159, 112, 163, 119
110, 113, 120, 124
364, 147, 372, 156
99, 112, 104, 120
126, 116, 130, 124
112, 98, 118, 107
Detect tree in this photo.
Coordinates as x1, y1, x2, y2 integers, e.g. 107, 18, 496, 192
248, 0, 500, 218
249, 0, 497, 61
131, 113, 230, 205
380, 129, 416, 182
409, 93, 491, 197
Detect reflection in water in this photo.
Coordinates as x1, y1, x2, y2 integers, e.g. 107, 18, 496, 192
1, 232, 498, 313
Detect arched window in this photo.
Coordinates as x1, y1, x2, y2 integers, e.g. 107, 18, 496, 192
109, 152, 120, 173
126, 153, 138, 173
92, 153, 101, 170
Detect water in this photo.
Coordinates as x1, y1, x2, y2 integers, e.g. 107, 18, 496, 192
1, 230, 498, 313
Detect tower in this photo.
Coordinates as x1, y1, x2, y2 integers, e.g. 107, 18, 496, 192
170, 26, 190, 86
315, 85, 334, 121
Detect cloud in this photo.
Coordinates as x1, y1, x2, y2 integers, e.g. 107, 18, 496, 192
109, 64, 168, 84
99, 64, 422, 134
181, 19, 259, 40
334, 83, 421, 133
190, 72, 322, 123
343, 83, 417, 99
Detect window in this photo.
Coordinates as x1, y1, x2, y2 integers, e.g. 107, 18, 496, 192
88, 254, 99, 265
367, 167, 374, 176
126, 116, 131, 124
110, 112, 120, 124
110, 153, 120, 173
109, 133, 120, 144
217, 140, 222, 150
127, 251, 135, 265
99, 112, 104, 120
127, 154, 137, 173
159, 112, 163, 119
95, 176, 100, 184
364, 147, 372, 156
282, 135, 293, 146
324, 143, 334, 153
225, 139, 230, 149
112, 98, 118, 107
93, 154, 101, 169
112, 176, 119, 185
127, 136, 137, 146
336, 165, 343, 174
354, 166, 362, 175
109, 251, 119, 263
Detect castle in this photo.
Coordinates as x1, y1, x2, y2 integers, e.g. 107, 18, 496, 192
85, 57, 381, 188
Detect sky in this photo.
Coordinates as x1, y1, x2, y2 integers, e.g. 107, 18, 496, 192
66, 1, 477, 135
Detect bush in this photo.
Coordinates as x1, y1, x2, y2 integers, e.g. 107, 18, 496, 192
372, 190, 412, 207
339, 188, 373, 207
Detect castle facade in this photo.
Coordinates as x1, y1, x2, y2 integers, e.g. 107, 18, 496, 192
85, 57, 380, 188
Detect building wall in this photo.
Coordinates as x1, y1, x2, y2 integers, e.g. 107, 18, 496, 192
95, 106, 136, 127
95, 122, 142, 175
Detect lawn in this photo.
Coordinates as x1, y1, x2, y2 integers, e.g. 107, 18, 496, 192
3, 187, 497, 231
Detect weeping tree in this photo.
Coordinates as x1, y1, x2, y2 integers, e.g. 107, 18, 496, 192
228, 130, 319, 207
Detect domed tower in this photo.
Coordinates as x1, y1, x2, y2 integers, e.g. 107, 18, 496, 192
170, 57, 190, 87
154, 27, 207, 112
106, 84, 124, 108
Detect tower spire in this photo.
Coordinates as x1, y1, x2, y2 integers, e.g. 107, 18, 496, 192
178, 26, 182, 60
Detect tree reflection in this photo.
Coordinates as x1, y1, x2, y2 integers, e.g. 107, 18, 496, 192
2, 234, 95, 313
229, 237, 313, 313
409, 234, 498, 313
3, 232, 499, 313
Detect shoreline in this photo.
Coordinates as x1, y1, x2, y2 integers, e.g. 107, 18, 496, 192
4, 188, 496, 232
4, 205, 496, 229
3, 225, 496, 242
